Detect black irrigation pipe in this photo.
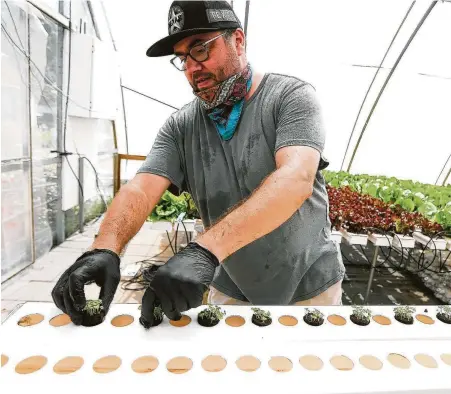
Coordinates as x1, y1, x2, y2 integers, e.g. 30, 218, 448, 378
121, 221, 192, 291
407, 230, 451, 274
341, 227, 450, 277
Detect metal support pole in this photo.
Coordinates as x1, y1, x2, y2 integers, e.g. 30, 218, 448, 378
364, 245, 379, 304
346, 1, 438, 172
340, 1, 415, 171
435, 153, 450, 185
442, 165, 451, 186
244, 0, 250, 37
27, 13, 36, 264
78, 156, 84, 233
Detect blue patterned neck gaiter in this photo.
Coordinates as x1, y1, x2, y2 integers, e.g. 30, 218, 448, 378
195, 64, 252, 141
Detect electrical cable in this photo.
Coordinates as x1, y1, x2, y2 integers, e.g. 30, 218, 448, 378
81, 155, 108, 211
60, 7, 113, 224
120, 219, 194, 290
4, 1, 23, 46
120, 228, 179, 291
406, 232, 451, 275
165, 229, 176, 255
343, 230, 451, 304
59, 1, 86, 203
181, 220, 190, 243
174, 222, 180, 253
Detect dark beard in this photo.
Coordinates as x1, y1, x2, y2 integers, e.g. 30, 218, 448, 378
193, 74, 221, 93
192, 64, 234, 92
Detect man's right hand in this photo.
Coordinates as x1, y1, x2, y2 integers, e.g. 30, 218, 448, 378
51, 249, 121, 325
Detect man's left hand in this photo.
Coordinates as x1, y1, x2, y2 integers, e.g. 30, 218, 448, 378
139, 242, 218, 328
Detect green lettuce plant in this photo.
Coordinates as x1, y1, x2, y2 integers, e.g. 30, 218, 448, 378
323, 170, 451, 232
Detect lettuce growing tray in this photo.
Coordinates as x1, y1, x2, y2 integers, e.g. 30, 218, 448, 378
339, 229, 368, 246
392, 234, 416, 249
413, 232, 448, 251
1, 302, 450, 394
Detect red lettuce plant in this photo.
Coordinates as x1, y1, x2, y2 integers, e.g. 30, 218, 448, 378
327, 186, 443, 236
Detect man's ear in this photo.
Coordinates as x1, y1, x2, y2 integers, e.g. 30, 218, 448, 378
234, 28, 246, 55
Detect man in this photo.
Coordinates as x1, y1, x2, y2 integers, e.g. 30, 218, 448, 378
51, 1, 345, 328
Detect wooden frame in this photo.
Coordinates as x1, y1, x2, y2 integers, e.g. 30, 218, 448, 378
113, 153, 146, 195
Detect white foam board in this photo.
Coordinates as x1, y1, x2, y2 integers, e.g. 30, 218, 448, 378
1, 303, 451, 394
392, 235, 416, 249
331, 230, 342, 243
413, 232, 447, 251
368, 233, 393, 247
340, 229, 368, 246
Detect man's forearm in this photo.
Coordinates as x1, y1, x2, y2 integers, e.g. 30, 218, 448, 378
91, 183, 151, 255
196, 166, 313, 262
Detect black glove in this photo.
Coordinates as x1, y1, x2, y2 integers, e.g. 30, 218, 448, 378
51, 249, 121, 325
139, 242, 218, 328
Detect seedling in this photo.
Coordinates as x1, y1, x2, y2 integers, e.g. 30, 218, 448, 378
153, 305, 164, 325
394, 305, 415, 325
197, 305, 226, 327
251, 307, 272, 327
82, 299, 105, 327
303, 308, 324, 326
350, 306, 372, 326
436, 305, 451, 324
139, 304, 164, 329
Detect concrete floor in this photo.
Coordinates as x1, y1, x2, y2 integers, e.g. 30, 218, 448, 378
340, 243, 446, 305
1, 222, 186, 323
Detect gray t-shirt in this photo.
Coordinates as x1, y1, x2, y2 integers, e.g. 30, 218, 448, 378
137, 73, 345, 304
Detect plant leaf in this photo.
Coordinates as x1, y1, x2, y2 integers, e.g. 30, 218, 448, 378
401, 198, 415, 212
418, 202, 437, 217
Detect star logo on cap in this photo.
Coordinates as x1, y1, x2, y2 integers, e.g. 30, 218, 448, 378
168, 5, 184, 34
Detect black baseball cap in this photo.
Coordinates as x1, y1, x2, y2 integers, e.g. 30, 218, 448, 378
146, 1, 242, 57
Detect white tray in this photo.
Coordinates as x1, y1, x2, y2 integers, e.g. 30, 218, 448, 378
392, 234, 416, 249
413, 232, 448, 251
368, 233, 393, 247
331, 230, 342, 243
1, 303, 450, 394
340, 229, 368, 246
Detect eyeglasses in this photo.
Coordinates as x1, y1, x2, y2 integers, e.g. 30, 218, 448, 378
170, 31, 227, 71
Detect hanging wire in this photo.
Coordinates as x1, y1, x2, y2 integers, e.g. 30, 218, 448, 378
60, 2, 86, 201
121, 86, 180, 111
81, 156, 108, 210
